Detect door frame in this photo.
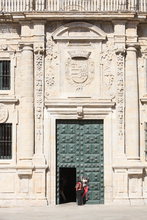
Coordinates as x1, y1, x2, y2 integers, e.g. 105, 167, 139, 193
44, 101, 115, 205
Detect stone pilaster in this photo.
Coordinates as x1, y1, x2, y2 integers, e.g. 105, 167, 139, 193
115, 49, 125, 157
18, 43, 34, 167
33, 21, 46, 166
113, 20, 126, 160
125, 44, 140, 160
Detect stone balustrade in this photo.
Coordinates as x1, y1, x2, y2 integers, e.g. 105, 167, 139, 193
0, 0, 146, 13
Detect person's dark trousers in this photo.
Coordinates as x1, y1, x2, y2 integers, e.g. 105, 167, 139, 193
76, 190, 83, 205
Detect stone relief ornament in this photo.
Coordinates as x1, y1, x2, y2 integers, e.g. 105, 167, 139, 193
45, 39, 58, 99
0, 104, 8, 123
68, 51, 91, 59
116, 49, 125, 139
101, 41, 115, 97
65, 55, 94, 90
34, 45, 44, 141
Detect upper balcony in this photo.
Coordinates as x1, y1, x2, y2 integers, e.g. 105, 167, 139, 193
0, 0, 147, 20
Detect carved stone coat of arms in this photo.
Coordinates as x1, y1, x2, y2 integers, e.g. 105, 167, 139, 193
65, 58, 94, 88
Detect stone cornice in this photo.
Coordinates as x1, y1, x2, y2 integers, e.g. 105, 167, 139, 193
45, 99, 115, 108
10, 12, 137, 22
140, 97, 147, 104
0, 97, 18, 104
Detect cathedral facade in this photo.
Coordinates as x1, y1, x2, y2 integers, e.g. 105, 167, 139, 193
0, 0, 147, 206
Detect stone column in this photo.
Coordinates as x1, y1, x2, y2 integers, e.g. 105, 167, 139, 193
125, 44, 140, 160
18, 44, 34, 165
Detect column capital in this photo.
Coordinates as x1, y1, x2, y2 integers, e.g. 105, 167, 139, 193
34, 44, 45, 54
115, 47, 126, 56
19, 43, 33, 51
126, 43, 140, 52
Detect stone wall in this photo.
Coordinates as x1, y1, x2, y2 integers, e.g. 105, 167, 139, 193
0, 19, 147, 206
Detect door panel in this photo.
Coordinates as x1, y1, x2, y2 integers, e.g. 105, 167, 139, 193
56, 120, 104, 204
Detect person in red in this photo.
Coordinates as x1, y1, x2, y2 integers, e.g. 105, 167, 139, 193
82, 177, 89, 203
75, 178, 84, 205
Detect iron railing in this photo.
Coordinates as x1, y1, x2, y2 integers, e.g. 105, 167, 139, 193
0, 0, 146, 13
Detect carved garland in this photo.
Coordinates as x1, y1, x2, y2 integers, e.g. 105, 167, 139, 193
34, 46, 44, 142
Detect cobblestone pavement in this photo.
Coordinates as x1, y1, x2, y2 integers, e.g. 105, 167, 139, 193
0, 203, 147, 220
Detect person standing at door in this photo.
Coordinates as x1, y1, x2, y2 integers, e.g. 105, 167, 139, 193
75, 178, 84, 205
82, 177, 89, 204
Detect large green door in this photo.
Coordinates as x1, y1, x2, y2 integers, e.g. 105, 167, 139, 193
56, 120, 104, 204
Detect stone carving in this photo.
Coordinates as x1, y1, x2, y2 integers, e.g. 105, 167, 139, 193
101, 41, 115, 97
68, 51, 91, 59
0, 104, 8, 123
34, 45, 44, 141
65, 57, 94, 90
0, 44, 18, 53
77, 106, 84, 119
116, 49, 125, 139
45, 39, 58, 99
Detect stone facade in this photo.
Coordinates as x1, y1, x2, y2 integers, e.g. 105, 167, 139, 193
0, 1, 147, 206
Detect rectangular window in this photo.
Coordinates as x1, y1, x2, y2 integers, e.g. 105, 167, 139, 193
0, 123, 12, 159
0, 61, 10, 90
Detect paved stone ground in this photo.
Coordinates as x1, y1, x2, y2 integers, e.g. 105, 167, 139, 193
0, 203, 147, 220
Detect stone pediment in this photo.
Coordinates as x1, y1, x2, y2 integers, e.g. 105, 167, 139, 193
52, 22, 106, 41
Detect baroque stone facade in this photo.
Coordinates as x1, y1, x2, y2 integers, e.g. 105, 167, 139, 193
0, 2, 147, 206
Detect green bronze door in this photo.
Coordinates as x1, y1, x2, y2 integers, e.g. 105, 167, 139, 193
56, 120, 104, 204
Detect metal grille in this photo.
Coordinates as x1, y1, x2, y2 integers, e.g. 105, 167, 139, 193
0, 61, 10, 90
0, 123, 12, 159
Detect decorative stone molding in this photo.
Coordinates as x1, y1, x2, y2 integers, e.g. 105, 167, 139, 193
115, 49, 125, 139
68, 51, 91, 59
0, 44, 18, 53
126, 43, 140, 52
128, 168, 143, 175
45, 38, 58, 99
17, 169, 33, 176
0, 98, 18, 104
140, 97, 147, 104
77, 106, 83, 119
101, 41, 116, 97
52, 22, 106, 41
34, 44, 44, 143
45, 98, 115, 110
34, 45, 44, 55
0, 104, 8, 123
